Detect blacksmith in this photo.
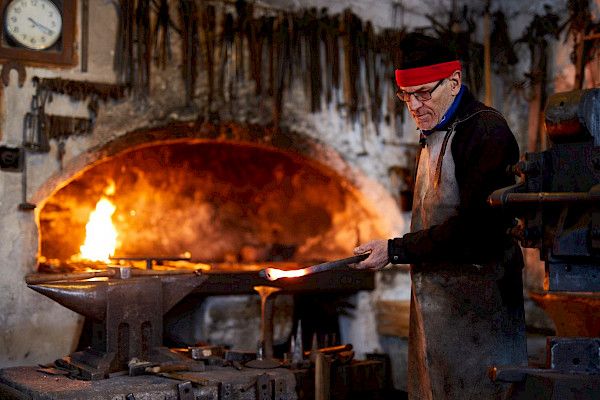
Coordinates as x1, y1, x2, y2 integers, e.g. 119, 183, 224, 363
353, 33, 527, 399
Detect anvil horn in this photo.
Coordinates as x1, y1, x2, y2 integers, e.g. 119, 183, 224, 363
28, 281, 108, 321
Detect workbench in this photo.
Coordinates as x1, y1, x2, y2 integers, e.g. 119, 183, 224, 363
0, 360, 385, 400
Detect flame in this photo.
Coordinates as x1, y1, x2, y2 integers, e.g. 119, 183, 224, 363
79, 197, 118, 263
262, 267, 308, 281
104, 180, 116, 196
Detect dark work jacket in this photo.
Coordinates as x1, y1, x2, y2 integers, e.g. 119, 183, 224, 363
389, 87, 527, 400
389, 87, 521, 266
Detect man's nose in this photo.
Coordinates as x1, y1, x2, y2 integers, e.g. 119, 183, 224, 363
406, 94, 423, 110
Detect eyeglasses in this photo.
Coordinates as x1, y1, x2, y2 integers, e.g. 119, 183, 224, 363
396, 79, 445, 102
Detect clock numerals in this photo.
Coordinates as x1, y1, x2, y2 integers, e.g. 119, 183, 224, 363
4, 0, 63, 50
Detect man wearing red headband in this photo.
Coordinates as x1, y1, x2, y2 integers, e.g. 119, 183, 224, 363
354, 33, 527, 399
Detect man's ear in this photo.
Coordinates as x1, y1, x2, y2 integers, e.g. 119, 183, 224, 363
449, 70, 462, 95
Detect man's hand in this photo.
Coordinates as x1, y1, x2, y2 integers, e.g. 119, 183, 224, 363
352, 239, 389, 270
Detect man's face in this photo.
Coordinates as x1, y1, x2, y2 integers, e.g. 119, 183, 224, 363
398, 73, 460, 131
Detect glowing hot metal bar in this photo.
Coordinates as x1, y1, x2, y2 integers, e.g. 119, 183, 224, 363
259, 253, 370, 281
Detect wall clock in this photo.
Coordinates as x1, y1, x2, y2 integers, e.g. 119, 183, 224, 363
0, 0, 76, 67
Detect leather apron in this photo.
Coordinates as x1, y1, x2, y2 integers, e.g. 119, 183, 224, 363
407, 125, 527, 400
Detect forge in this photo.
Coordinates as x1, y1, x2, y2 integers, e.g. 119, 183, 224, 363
38, 138, 377, 268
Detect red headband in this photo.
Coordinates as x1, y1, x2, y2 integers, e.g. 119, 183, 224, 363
395, 60, 461, 87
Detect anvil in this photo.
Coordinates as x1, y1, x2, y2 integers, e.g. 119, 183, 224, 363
29, 273, 207, 380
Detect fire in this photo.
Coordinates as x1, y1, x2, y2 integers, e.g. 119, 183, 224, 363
262, 267, 308, 281
79, 197, 118, 263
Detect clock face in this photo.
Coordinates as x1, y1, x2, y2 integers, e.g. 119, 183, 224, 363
4, 0, 63, 50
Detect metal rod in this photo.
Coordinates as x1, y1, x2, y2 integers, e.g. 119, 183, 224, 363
81, 0, 89, 72
25, 267, 199, 284
303, 344, 353, 357
25, 270, 116, 284
110, 256, 192, 270
505, 192, 596, 204
18, 148, 35, 211
259, 253, 370, 281
305, 253, 370, 274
